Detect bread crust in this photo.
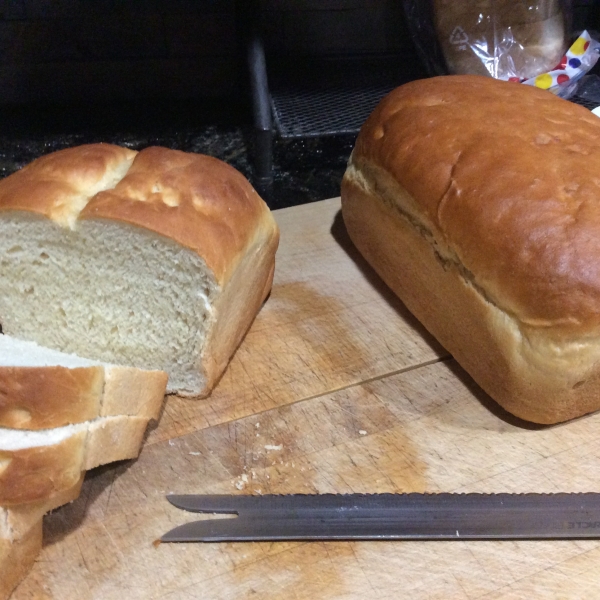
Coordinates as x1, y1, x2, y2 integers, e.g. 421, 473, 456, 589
81, 146, 279, 286
0, 361, 167, 430
0, 365, 104, 429
0, 431, 86, 505
198, 228, 279, 396
0, 144, 278, 288
0, 518, 42, 600
0, 478, 84, 599
1, 476, 83, 543
0, 415, 152, 505
342, 75, 600, 424
0, 143, 136, 228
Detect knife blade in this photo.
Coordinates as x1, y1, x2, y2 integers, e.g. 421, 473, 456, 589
161, 493, 600, 542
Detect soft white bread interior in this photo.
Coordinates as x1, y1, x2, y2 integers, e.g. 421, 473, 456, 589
0, 334, 167, 430
0, 144, 279, 397
341, 75, 600, 425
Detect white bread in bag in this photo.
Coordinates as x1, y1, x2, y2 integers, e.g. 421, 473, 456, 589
434, 0, 566, 79
0, 144, 279, 397
341, 75, 600, 424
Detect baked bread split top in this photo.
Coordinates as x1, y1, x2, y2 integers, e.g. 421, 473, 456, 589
0, 144, 280, 397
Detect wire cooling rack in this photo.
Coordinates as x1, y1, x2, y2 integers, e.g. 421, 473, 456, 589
270, 74, 600, 139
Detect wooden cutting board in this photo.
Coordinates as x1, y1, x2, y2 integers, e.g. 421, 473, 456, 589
13, 197, 600, 599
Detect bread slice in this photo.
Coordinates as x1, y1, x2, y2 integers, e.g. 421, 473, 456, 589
0, 144, 279, 397
0, 479, 84, 600
0, 519, 41, 600
0, 415, 154, 506
0, 414, 161, 598
0, 414, 155, 596
0, 477, 83, 542
0, 334, 167, 430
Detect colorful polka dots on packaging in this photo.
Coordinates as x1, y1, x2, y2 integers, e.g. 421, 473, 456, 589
516, 30, 600, 98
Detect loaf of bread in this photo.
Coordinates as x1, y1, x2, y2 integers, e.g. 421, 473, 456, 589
341, 74, 600, 424
433, 0, 566, 79
0, 144, 279, 397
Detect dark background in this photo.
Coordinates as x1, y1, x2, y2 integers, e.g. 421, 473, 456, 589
0, 0, 598, 209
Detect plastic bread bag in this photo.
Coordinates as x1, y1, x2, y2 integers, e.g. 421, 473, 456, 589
519, 30, 600, 98
403, 0, 573, 80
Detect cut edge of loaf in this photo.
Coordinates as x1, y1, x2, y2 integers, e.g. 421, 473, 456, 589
0, 415, 152, 505
341, 160, 600, 424
0, 144, 280, 398
0, 334, 168, 430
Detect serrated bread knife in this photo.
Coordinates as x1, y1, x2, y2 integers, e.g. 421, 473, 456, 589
161, 493, 600, 542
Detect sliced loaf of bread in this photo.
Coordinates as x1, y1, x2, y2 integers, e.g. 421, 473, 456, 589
0, 144, 279, 397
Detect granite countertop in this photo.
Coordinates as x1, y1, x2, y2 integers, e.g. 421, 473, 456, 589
0, 98, 355, 211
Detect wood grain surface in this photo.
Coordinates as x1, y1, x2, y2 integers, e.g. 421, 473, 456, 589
12, 198, 600, 599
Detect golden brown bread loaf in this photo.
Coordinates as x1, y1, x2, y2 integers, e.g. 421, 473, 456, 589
341, 74, 600, 424
0, 144, 279, 397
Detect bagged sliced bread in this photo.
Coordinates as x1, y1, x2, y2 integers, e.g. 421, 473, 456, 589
0, 334, 167, 430
0, 143, 280, 397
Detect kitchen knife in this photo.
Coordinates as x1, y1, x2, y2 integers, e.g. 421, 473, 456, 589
161, 493, 600, 542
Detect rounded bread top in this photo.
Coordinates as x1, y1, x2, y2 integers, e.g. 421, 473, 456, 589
352, 74, 600, 332
81, 146, 277, 284
0, 143, 277, 285
0, 143, 137, 228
